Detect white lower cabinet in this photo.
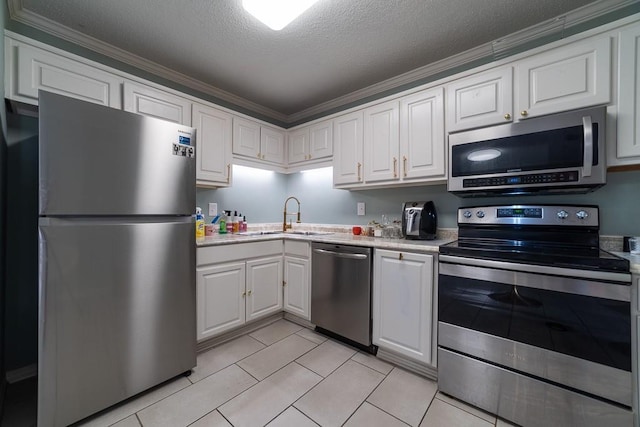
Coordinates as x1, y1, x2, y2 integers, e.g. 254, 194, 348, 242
196, 241, 283, 341
246, 256, 284, 321
283, 241, 311, 320
373, 249, 435, 365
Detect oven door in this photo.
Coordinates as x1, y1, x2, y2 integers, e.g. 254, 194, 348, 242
438, 255, 632, 407
447, 106, 606, 194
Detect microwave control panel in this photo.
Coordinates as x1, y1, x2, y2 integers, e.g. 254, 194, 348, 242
462, 171, 579, 188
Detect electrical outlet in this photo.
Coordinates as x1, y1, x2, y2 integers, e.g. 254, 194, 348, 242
208, 203, 218, 217
357, 202, 366, 216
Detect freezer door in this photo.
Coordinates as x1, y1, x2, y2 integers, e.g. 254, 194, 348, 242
38, 217, 196, 427
39, 91, 195, 216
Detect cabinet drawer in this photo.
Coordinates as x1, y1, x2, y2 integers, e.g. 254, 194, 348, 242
284, 240, 310, 257
197, 240, 283, 265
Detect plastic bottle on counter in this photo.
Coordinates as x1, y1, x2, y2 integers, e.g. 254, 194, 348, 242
242, 215, 248, 232
232, 210, 240, 233
226, 211, 233, 234
195, 207, 205, 238
219, 210, 227, 234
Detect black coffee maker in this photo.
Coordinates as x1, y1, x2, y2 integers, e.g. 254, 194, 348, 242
402, 201, 437, 240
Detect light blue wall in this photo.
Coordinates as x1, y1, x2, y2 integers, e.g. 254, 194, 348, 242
197, 167, 640, 236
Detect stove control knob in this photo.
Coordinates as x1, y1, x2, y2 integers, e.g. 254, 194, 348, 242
576, 210, 589, 220
463, 210, 472, 219
476, 210, 485, 219
557, 210, 569, 219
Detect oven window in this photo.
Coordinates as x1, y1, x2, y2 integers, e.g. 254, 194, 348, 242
451, 124, 599, 177
438, 273, 630, 371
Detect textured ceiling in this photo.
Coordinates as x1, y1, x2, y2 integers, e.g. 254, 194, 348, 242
19, 0, 602, 119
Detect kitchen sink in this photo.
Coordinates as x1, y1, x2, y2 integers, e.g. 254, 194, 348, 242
237, 231, 282, 236
286, 231, 333, 236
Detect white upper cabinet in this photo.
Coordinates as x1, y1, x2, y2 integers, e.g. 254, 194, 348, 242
516, 36, 611, 120
614, 24, 640, 163
233, 117, 285, 165
288, 128, 310, 164
400, 87, 445, 180
333, 111, 364, 185
6, 37, 122, 108
260, 126, 286, 164
446, 67, 513, 132
288, 119, 333, 166
193, 103, 233, 187
364, 100, 400, 183
123, 81, 192, 125
233, 116, 261, 158
309, 120, 334, 160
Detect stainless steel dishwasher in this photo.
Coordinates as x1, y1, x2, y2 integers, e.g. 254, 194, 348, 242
311, 242, 375, 352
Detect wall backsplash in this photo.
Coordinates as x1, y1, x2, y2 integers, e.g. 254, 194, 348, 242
197, 166, 640, 236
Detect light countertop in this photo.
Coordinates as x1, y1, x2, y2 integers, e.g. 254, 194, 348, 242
196, 231, 453, 254
610, 252, 640, 275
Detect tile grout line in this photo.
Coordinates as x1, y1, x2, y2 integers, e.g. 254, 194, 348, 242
434, 394, 497, 425
291, 357, 390, 426
418, 387, 440, 426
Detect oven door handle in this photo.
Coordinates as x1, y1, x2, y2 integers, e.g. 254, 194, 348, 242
582, 115, 593, 177
439, 255, 630, 283
439, 259, 630, 302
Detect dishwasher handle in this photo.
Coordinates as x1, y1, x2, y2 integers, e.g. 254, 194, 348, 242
313, 248, 369, 260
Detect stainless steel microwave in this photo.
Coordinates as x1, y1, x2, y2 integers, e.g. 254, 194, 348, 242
448, 107, 606, 196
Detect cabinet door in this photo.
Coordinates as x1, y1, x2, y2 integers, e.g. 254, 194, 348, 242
246, 256, 284, 321
10, 40, 122, 108
283, 256, 310, 320
196, 262, 246, 341
333, 111, 364, 185
261, 127, 286, 164
446, 67, 513, 132
516, 37, 611, 120
232, 117, 261, 158
373, 250, 434, 364
288, 128, 310, 164
364, 100, 400, 183
123, 81, 192, 125
193, 103, 232, 186
400, 88, 445, 180
616, 25, 640, 160
309, 120, 334, 160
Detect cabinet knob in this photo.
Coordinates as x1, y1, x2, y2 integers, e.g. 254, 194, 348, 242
520, 110, 528, 117
257, 153, 261, 158
226, 164, 231, 184
282, 280, 287, 287
242, 291, 247, 298
247, 290, 252, 296
399, 253, 403, 260
357, 162, 362, 181
308, 154, 312, 160
393, 157, 398, 178
504, 113, 511, 120
403, 156, 407, 177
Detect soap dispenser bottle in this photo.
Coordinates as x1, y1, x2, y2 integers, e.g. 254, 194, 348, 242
195, 207, 205, 238
219, 210, 227, 234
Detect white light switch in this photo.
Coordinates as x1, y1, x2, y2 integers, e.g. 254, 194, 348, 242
357, 202, 365, 216
208, 203, 218, 217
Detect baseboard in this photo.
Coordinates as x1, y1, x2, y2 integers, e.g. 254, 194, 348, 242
282, 312, 314, 329
196, 313, 284, 353
6, 363, 37, 384
376, 348, 438, 381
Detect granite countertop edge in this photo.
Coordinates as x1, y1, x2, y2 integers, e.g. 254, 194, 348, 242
196, 232, 453, 253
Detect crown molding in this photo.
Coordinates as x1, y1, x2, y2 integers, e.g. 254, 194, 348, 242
7, 0, 638, 125
289, 0, 639, 123
6, 0, 289, 123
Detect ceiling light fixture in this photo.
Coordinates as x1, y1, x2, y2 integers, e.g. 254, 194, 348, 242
242, 0, 319, 31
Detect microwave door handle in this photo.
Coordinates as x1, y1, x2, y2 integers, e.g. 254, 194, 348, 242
582, 115, 593, 177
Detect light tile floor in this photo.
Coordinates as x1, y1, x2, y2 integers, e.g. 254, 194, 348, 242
1, 319, 519, 427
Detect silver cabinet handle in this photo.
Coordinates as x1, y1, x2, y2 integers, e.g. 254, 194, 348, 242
582, 115, 593, 177
313, 248, 368, 259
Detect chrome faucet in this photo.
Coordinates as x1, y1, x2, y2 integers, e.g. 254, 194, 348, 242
283, 196, 301, 231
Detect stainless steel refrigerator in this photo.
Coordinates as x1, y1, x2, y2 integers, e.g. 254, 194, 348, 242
37, 91, 197, 427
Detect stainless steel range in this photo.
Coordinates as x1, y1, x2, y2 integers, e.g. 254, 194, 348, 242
438, 205, 632, 427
